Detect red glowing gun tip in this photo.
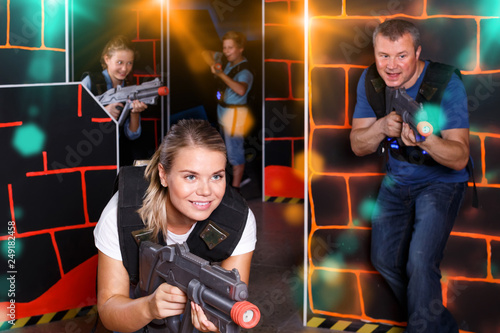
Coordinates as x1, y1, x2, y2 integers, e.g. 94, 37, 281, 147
231, 301, 261, 329
158, 87, 169, 96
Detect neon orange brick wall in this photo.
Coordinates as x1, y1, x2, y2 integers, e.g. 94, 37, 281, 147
264, 0, 306, 202
307, 1, 500, 332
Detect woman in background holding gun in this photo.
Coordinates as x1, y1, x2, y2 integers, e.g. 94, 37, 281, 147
93, 119, 257, 332
81, 35, 147, 141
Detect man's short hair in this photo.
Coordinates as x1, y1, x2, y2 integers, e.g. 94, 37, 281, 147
373, 19, 421, 51
222, 31, 247, 49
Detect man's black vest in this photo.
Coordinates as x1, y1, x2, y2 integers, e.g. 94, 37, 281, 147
117, 165, 248, 284
364, 61, 478, 207
364, 61, 460, 165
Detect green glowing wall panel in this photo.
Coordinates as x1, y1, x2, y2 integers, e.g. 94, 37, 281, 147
0, 0, 66, 84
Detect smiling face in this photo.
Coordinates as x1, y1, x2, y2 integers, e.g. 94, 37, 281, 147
374, 32, 422, 89
104, 49, 134, 87
222, 38, 244, 66
159, 146, 226, 232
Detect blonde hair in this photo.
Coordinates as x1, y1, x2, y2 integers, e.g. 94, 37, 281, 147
138, 119, 227, 240
100, 35, 136, 69
222, 31, 246, 49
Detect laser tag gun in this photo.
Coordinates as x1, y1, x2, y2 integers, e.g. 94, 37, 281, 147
385, 86, 433, 142
137, 239, 261, 333
214, 52, 224, 73
96, 78, 169, 126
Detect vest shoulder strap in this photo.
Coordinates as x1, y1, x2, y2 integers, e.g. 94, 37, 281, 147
417, 62, 459, 104
186, 185, 248, 262
82, 71, 108, 96
117, 165, 149, 284
365, 63, 387, 119
364, 61, 459, 119
227, 61, 252, 79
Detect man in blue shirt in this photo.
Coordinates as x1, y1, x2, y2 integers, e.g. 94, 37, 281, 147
350, 19, 469, 333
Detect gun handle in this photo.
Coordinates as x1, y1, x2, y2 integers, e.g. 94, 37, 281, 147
178, 301, 195, 333
117, 102, 133, 126
165, 315, 181, 333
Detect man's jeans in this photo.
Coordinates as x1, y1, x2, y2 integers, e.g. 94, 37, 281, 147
371, 178, 466, 333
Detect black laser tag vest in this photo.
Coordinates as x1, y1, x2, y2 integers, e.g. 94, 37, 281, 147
365, 61, 461, 166
81, 71, 133, 95
81, 72, 108, 96
116, 165, 248, 284
215, 61, 253, 108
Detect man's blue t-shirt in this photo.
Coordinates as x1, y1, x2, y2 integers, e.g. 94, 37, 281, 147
353, 61, 469, 185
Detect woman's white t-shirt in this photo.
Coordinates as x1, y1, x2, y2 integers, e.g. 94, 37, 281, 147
94, 192, 257, 261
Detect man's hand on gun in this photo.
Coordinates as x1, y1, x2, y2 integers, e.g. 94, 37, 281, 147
382, 111, 403, 138
385, 86, 434, 143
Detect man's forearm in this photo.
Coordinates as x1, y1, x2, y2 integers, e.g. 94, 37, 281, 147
218, 73, 247, 96
417, 134, 469, 170
350, 120, 387, 156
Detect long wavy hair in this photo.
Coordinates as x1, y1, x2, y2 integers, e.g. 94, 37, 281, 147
137, 119, 227, 240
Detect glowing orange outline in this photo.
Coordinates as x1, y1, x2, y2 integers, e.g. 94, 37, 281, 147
1, 0, 65, 52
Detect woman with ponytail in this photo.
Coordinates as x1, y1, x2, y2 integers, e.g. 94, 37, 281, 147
93, 119, 257, 332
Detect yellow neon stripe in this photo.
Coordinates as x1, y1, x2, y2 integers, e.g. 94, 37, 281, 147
357, 323, 378, 333
331, 320, 351, 330
62, 308, 81, 320
387, 327, 406, 333
37, 312, 57, 324
306, 317, 325, 327
11, 317, 30, 328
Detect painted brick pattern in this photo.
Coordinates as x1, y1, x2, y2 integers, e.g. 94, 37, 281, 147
264, 0, 306, 200
0, 0, 66, 84
307, 0, 500, 332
